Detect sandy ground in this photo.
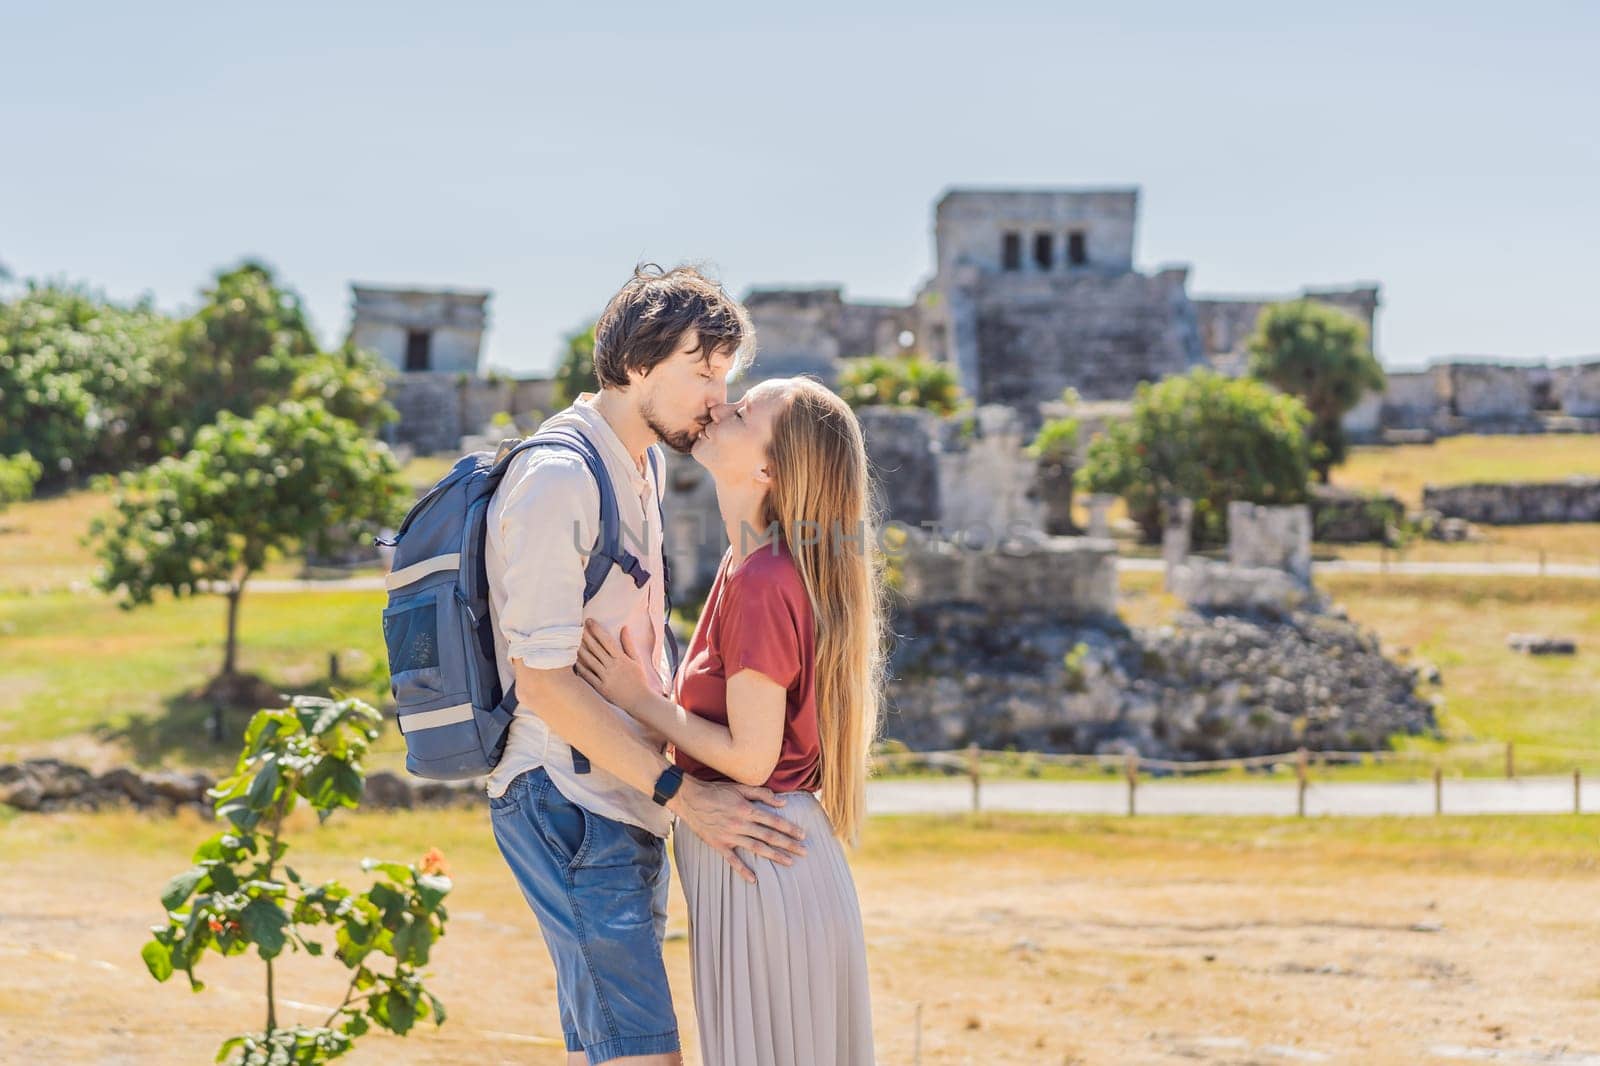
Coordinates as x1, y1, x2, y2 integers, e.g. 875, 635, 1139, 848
2, 809, 1598, 1065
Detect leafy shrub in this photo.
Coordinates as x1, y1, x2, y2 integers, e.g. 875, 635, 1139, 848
141, 695, 452, 1065
837, 353, 963, 416
1076, 369, 1313, 545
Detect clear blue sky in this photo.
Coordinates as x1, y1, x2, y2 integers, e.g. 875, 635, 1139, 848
5, 2, 1596, 375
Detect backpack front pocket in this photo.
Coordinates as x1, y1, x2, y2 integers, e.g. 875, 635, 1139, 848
382, 588, 449, 702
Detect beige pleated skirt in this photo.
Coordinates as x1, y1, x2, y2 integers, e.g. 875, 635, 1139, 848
673, 790, 875, 1066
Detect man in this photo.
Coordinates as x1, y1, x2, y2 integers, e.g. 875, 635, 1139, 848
484, 264, 807, 1066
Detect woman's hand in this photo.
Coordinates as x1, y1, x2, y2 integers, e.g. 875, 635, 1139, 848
575, 619, 657, 717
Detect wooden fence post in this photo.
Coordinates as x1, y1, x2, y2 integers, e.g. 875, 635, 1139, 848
329, 651, 340, 683
1296, 747, 1309, 817
967, 743, 981, 814
1433, 764, 1443, 815
1505, 741, 1515, 780
1576, 768, 1583, 815
1539, 548, 1547, 576
1125, 751, 1139, 816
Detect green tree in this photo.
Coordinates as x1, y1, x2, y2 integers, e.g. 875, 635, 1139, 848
177, 261, 322, 433
1076, 369, 1314, 545
1246, 299, 1386, 484
837, 352, 963, 416
552, 321, 598, 409
141, 695, 453, 1065
0, 451, 41, 511
0, 283, 185, 483
87, 400, 407, 686
288, 340, 398, 433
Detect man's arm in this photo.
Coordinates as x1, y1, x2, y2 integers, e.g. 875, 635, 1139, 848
516, 661, 807, 882
573, 621, 785, 787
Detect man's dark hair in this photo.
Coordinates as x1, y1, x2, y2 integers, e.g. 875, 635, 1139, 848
592, 263, 754, 389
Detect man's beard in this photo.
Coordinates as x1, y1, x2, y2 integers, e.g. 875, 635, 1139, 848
641, 397, 706, 455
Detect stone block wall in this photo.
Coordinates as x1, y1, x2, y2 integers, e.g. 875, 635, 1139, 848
740, 288, 921, 387
934, 405, 1047, 536
1227, 501, 1312, 584
1195, 285, 1380, 379
896, 533, 1117, 617
1556, 361, 1600, 418
966, 267, 1203, 421
349, 286, 489, 375
1445, 363, 1539, 422
1422, 479, 1600, 524
385, 374, 558, 455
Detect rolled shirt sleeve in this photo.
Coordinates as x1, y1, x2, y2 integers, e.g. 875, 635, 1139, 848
492, 451, 598, 671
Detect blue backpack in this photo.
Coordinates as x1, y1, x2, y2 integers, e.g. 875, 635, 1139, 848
377, 425, 678, 781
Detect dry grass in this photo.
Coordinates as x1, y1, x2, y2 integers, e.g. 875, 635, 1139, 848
1329, 523, 1600, 567
1331, 434, 1600, 508
3, 807, 1596, 1065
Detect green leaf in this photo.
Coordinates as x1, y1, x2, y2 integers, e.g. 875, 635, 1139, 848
392, 914, 431, 966
216, 797, 260, 833
427, 992, 447, 1027
140, 939, 174, 982
239, 897, 289, 959
359, 858, 411, 883
383, 989, 416, 1035
366, 881, 405, 923
160, 867, 209, 912
245, 756, 280, 810
208, 863, 239, 894
415, 873, 451, 912
214, 1035, 245, 1063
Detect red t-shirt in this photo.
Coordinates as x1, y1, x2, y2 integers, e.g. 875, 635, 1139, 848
672, 540, 820, 792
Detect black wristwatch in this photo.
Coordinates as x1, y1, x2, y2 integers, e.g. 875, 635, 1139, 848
651, 764, 685, 806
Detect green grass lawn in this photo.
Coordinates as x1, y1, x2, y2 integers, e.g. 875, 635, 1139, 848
0, 587, 398, 769
0, 456, 450, 596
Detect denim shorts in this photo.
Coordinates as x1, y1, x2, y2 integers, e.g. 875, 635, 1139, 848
489, 766, 678, 1064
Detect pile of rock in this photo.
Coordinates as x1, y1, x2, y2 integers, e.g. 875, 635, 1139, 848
1507, 633, 1578, 656
886, 604, 1439, 761
0, 760, 484, 814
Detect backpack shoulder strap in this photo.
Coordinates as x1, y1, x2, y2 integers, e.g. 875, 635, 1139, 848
645, 444, 681, 675
522, 427, 649, 603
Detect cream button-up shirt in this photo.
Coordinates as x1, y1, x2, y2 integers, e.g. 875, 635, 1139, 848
483, 394, 673, 836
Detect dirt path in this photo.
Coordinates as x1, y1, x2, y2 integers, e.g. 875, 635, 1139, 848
2, 810, 1597, 1064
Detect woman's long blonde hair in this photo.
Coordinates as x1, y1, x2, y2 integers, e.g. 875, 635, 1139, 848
759, 377, 886, 845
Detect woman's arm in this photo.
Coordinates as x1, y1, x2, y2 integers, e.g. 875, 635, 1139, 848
575, 620, 786, 787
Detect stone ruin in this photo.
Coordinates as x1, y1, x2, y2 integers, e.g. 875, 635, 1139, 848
1421, 478, 1600, 525
740, 186, 1378, 433
882, 504, 1437, 759
1167, 500, 1326, 616
359, 187, 1597, 461
1343, 359, 1600, 443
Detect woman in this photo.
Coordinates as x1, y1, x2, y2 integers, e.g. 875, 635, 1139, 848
574, 375, 882, 1066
